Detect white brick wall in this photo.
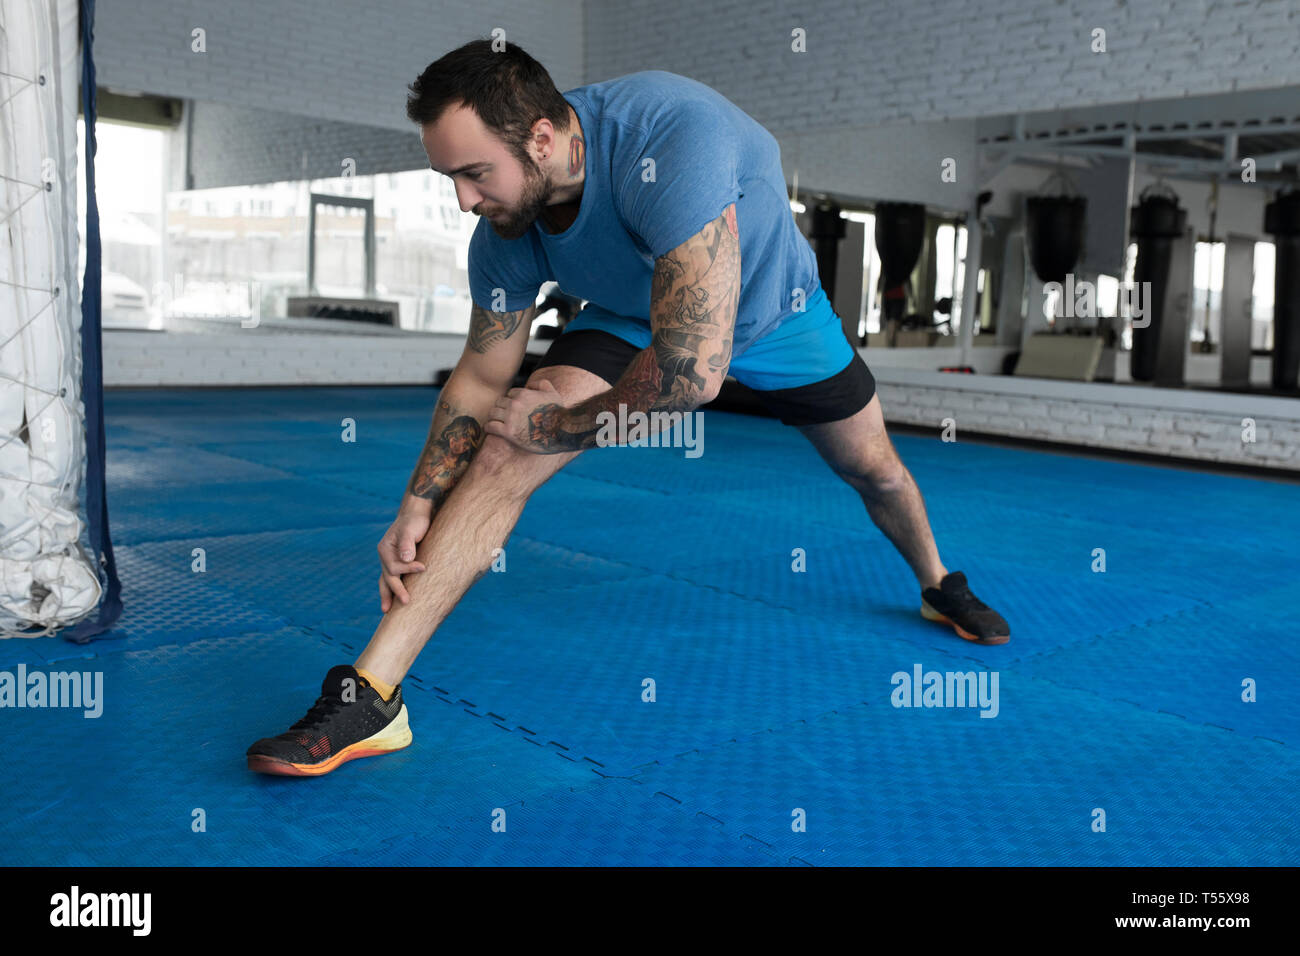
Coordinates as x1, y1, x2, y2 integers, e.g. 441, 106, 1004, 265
105, 1, 1294, 209
98, 1, 1297, 150
875, 366, 1300, 472
104, 328, 467, 387
96, 0, 585, 132
584, 0, 1300, 133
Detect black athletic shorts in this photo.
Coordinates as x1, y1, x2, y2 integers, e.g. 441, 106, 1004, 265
532, 290, 876, 426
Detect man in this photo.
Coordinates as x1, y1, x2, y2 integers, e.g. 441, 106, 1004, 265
246, 39, 1010, 777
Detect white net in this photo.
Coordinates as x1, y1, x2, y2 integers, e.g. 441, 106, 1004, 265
0, 0, 102, 637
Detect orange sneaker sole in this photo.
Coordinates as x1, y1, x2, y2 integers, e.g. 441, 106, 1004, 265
248, 705, 412, 776
920, 604, 1010, 645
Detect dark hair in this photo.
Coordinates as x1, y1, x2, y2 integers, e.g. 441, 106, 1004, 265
406, 39, 571, 167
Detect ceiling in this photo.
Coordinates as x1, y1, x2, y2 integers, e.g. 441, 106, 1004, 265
976, 85, 1300, 185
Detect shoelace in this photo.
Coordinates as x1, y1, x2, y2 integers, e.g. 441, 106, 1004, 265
937, 581, 994, 616
289, 693, 347, 732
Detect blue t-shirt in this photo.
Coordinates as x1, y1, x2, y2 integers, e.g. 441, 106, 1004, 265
467, 70, 821, 357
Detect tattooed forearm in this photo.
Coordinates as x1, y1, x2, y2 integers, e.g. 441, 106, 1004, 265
525, 350, 663, 452
525, 400, 599, 452
644, 204, 740, 409
407, 397, 486, 505
468, 303, 529, 354
528, 207, 740, 452
524, 401, 588, 450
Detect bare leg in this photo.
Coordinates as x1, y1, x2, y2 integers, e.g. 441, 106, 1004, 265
354, 365, 610, 686
797, 393, 948, 589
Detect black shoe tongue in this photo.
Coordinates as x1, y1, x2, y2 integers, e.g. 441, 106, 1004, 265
321, 664, 362, 698
942, 571, 967, 592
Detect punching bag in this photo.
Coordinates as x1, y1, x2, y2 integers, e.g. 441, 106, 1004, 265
1129, 185, 1187, 382
809, 200, 846, 307
1025, 194, 1087, 286
1264, 189, 1300, 392
874, 202, 926, 323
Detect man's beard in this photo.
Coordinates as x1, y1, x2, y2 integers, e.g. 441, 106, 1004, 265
485, 158, 554, 240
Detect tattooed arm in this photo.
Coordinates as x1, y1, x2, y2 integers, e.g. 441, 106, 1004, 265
401, 299, 537, 512
488, 206, 740, 453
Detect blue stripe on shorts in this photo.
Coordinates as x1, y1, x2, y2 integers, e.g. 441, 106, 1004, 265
561, 284, 854, 392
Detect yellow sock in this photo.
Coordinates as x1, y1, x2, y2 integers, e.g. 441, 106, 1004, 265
356, 667, 396, 702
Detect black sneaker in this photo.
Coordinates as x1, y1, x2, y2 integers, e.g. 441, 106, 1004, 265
246, 665, 412, 776
920, 571, 1011, 645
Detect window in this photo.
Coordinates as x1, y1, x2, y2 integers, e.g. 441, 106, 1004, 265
90, 127, 485, 333
75, 110, 508, 335
1252, 241, 1275, 352
841, 210, 879, 337
76, 119, 166, 329
1183, 239, 1273, 352
1190, 240, 1225, 345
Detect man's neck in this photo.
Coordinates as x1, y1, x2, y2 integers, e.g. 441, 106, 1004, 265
539, 105, 585, 232
540, 196, 581, 233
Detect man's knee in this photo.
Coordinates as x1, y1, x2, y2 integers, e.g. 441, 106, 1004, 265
472, 433, 528, 481
472, 431, 576, 487
840, 442, 907, 496
467, 367, 602, 484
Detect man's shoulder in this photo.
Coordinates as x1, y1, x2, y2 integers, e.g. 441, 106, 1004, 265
566, 69, 694, 99
568, 70, 727, 130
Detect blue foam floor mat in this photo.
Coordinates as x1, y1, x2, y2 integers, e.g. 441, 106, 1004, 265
2, 385, 1297, 866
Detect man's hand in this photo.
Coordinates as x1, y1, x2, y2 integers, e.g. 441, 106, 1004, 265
484, 379, 572, 454
377, 505, 431, 612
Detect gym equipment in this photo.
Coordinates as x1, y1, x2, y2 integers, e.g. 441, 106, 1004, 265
1264, 189, 1300, 392
1129, 183, 1190, 384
